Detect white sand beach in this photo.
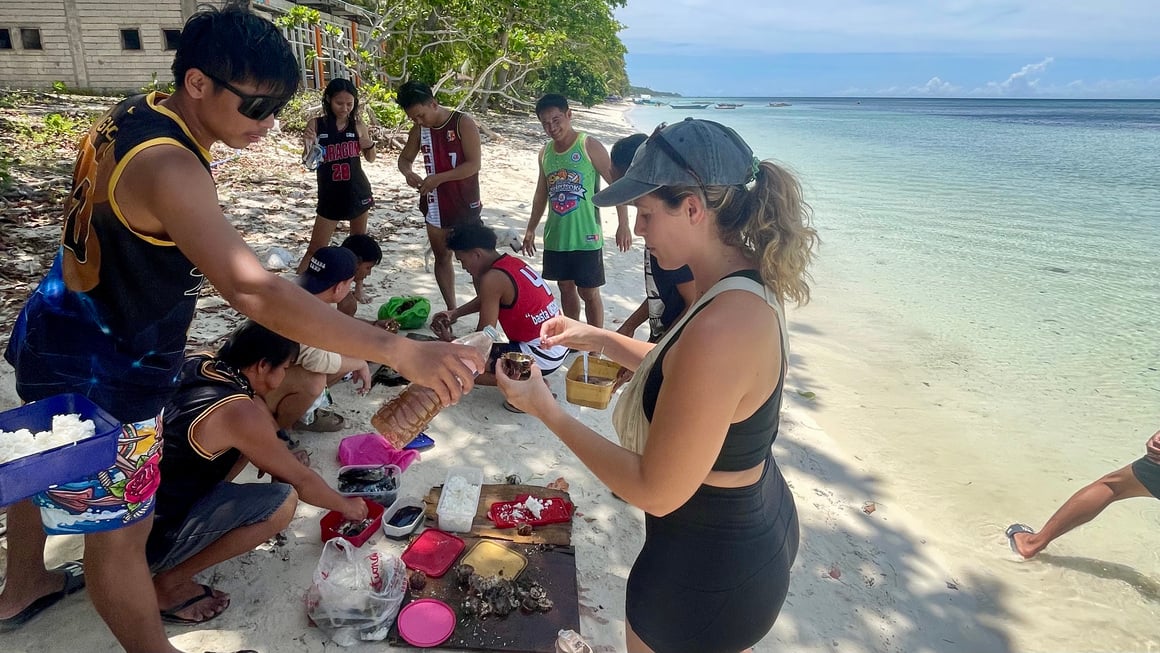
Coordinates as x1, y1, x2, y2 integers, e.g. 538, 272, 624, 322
0, 104, 1014, 652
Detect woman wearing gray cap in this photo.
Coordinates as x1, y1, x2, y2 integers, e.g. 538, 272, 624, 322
498, 118, 817, 652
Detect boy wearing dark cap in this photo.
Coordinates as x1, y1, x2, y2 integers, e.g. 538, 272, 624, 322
264, 247, 371, 432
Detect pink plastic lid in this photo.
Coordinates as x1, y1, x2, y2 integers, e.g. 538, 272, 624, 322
397, 598, 455, 647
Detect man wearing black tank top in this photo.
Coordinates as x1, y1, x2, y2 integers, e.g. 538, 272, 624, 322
0, 4, 482, 651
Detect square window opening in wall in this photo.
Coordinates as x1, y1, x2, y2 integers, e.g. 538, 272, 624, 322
163, 29, 180, 51
121, 28, 142, 51
0, 29, 12, 50
20, 28, 42, 50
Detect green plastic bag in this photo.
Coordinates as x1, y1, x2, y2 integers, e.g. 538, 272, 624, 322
377, 296, 431, 330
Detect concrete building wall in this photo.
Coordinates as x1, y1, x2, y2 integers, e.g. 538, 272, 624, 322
72, 1, 186, 90
0, 0, 367, 92
0, 1, 78, 87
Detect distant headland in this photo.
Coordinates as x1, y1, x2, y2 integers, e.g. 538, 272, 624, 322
627, 85, 682, 98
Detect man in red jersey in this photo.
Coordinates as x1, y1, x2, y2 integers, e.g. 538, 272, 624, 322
431, 223, 569, 388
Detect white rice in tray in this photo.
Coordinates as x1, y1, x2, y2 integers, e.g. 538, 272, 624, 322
0, 413, 97, 464
439, 474, 480, 514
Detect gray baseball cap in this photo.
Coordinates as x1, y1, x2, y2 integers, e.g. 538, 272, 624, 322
593, 118, 755, 207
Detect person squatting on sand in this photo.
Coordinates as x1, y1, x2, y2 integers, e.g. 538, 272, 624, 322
430, 223, 569, 392
296, 77, 377, 275
266, 247, 373, 433
1008, 427, 1160, 559
0, 4, 482, 651
396, 80, 484, 312
336, 233, 383, 316
522, 93, 631, 329
148, 321, 367, 625
498, 118, 818, 653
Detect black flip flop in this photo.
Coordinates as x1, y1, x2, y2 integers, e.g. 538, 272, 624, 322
1005, 523, 1035, 556
160, 583, 229, 625
0, 560, 86, 632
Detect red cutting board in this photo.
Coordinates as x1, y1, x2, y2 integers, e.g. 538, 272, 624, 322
487, 495, 574, 529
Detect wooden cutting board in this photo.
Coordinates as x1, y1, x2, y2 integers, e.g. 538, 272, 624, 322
388, 536, 580, 652
388, 484, 580, 651
423, 483, 574, 546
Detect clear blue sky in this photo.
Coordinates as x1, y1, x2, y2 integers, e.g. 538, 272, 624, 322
617, 1, 1160, 98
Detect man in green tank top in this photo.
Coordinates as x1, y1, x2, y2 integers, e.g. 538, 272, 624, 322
521, 94, 631, 328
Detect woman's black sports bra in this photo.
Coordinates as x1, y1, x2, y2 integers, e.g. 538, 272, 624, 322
641, 270, 785, 472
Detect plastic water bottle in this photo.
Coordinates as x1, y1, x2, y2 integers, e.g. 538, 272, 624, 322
371, 326, 499, 448
303, 141, 325, 171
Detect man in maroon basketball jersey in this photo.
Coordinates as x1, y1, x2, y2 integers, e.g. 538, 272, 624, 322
396, 80, 484, 312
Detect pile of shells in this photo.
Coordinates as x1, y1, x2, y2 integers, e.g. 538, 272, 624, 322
452, 563, 553, 618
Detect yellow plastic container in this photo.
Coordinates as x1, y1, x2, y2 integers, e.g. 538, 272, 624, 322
460, 539, 527, 579
565, 355, 622, 409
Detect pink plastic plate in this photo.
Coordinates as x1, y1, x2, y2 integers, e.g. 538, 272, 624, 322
397, 598, 455, 647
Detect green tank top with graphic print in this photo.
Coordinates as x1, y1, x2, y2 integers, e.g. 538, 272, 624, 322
540, 132, 602, 252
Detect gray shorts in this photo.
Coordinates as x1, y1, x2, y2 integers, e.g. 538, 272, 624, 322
148, 481, 292, 573
1131, 457, 1160, 499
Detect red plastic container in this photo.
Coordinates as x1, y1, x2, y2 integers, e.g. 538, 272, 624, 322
320, 498, 384, 547
0, 393, 121, 506
487, 495, 574, 529
400, 528, 465, 577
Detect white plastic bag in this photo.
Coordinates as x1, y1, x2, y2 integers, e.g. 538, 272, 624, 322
260, 246, 297, 271
305, 538, 406, 646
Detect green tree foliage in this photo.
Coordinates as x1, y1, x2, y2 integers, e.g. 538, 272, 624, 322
277, 0, 627, 117
533, 56, 608, 107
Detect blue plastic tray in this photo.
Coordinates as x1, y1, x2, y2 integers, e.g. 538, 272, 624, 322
0, 394, 122, 506
404, 432, 435, 450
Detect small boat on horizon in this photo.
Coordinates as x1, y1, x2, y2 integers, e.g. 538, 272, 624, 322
670, 103, 711, 110
715, 103, 744, 109
768, 101, 792, 107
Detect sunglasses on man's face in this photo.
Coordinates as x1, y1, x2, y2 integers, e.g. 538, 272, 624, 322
204, 72, 290, 121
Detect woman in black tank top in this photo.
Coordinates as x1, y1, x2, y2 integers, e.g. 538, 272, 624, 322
296, 78, 377, 276
497, 119, 818, 653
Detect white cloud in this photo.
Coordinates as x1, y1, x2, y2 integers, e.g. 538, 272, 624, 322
975, 56, 1054, 95
916, 76, 962, 96
856, 59, 1160, 98
617, 1, 1160, 56
852, 77, 963, 97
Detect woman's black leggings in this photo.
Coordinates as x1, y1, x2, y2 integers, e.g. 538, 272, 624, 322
626, 457, 799, 653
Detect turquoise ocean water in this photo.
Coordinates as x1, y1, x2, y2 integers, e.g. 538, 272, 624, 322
629, 99, 1160, 650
